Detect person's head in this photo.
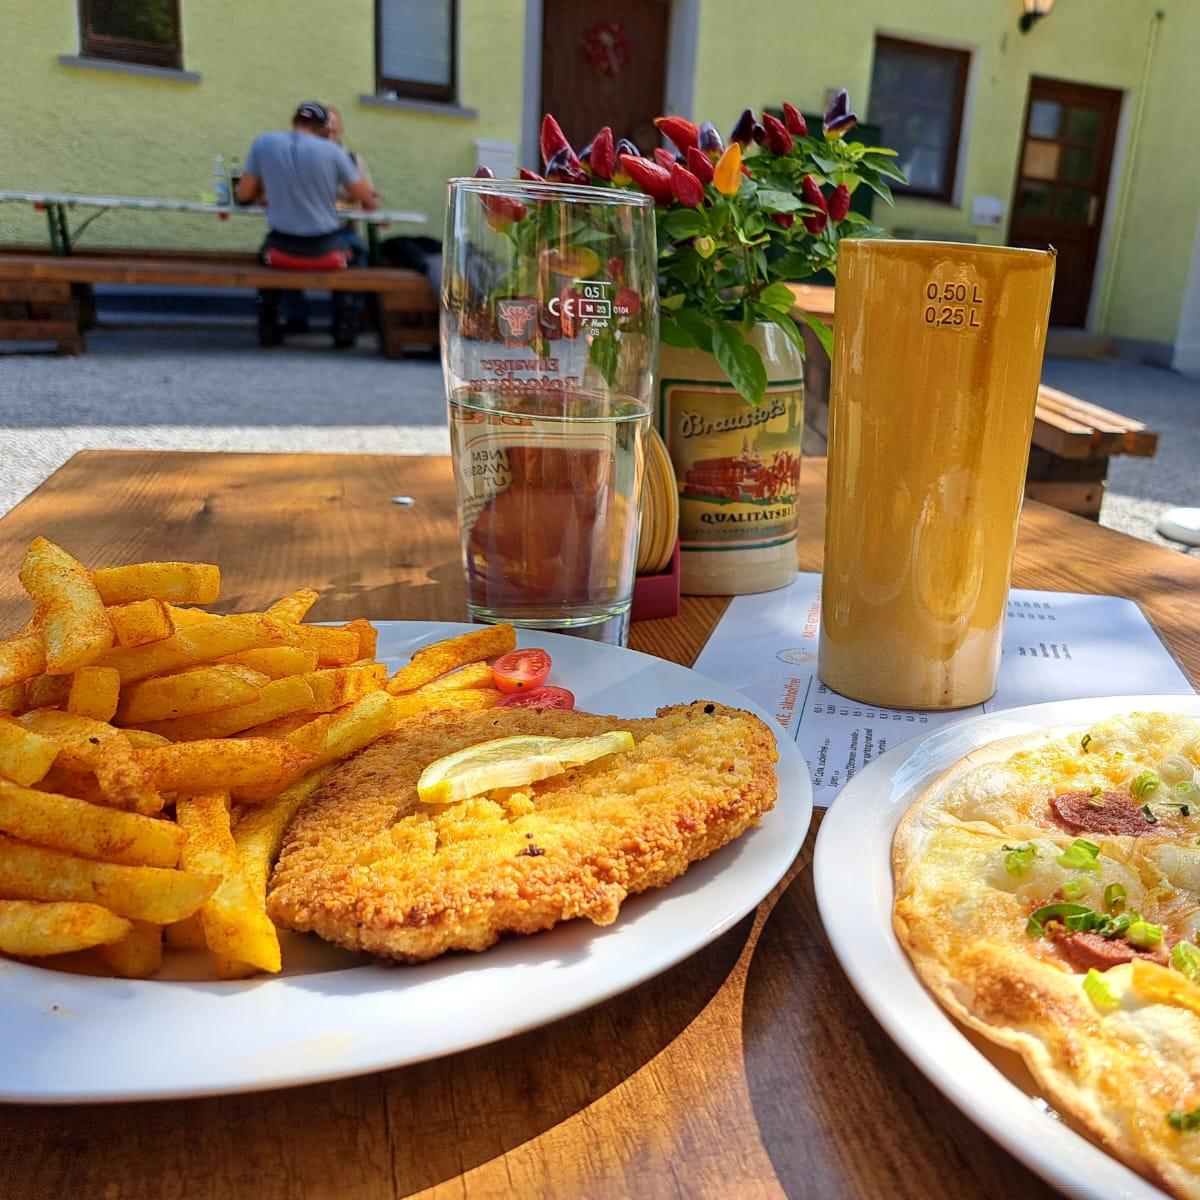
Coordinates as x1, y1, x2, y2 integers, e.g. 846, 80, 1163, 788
292, 101, 330, 136
325, 105, 344, 144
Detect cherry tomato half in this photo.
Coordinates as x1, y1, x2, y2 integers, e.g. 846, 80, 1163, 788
496, 686, 575, 710
492, 648, 552, 693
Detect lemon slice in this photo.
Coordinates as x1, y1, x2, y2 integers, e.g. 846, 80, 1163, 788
417, 731, 635, 805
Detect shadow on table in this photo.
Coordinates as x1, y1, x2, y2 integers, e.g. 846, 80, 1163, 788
0, 914, 754, 1200
740, 867, 1059, 1200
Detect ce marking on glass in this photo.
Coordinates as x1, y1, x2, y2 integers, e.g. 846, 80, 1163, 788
548, 280, 613, 330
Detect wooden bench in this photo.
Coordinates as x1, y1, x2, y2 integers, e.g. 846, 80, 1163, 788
0, 252, 438, 359
789, 283, 1158, 520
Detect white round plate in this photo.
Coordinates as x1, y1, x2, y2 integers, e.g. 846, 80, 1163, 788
815, 694, 1200, 1200
0, 622, 811, 1103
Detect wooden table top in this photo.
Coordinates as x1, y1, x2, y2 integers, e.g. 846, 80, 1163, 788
0, 449, 1197, 1200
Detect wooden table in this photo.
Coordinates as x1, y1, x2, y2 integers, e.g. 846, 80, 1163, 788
0, 450, 1197, 1200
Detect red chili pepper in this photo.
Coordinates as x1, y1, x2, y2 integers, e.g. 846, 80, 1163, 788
801, 174, 828, 235
685, 145, 714, 185
654, 115, 700, 155
762, 112, 793, 156
518, 167, 544, 181
606, 255, 625, 280
474, 167, 526, 227
730, 108, 756, 147
828, 183, 851, 222
771, 212, 795, 229
670, 162, 704, 207
619, 154, 674, 205
540, 114, 570, 167
546, 146, 588, 185
615, 285, 641, 319
653, 147, 676, 170
782, 103, 808, 137
589, 126, 616, 181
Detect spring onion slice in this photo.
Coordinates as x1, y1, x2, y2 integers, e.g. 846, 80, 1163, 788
1104, 882, 1127, 913
1082, 968, 1120, 1011
1171, 941, 1200, 983
1168, 1108, 1200, 1131
1130, 770, 1160, 799
1057, 838, 1101, 872
1128, 920, 1164, 949
1081, 733, 1093, 751
1003, 843, 1037, 877
1026, 902, 1093, 938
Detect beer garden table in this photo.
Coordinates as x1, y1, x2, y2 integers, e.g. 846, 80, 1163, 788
0, 449, 1196, 1199
0, 190, 427, 263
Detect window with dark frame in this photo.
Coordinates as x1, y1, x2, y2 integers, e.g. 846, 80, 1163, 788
79, 0, 182, 70
867, 36, 970, 203
376, 0, 457, 103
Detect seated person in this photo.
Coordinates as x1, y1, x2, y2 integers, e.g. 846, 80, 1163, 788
325, 105, 375, 268
237, 101, 377, 348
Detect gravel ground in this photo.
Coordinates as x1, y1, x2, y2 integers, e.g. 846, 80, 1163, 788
1, 328, 1196, 556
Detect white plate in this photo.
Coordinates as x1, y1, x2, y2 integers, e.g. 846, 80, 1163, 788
815, 694, 1200, 1200
0, 622, 811, 1103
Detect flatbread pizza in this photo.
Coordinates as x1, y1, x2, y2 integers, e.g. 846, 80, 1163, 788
894, 711, 1200, 1198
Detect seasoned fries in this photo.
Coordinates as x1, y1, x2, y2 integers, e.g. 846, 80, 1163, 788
177, 792, 281, 973
0, 716, 59, 787
386, 624, 516, 693
115, 663, 266, 726
20, 538, 114, 675
0, 538, 534, 980
91, 561, 220, 606
67, 665, 121, 721
0, 900, 132, 957
106, 598, 175, 647
0, 835, 216, 923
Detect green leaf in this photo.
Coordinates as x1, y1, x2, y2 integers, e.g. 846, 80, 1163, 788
660, 315, 698, 349
711, 320, 767, 405
673, 307, 714, 353
795, 310, 834, 357
759, 282, 797, 313
759, 309, 807, 358
755, 189, 803, 213
857, 175, 895, 205
663, 209, 709, 240
588, 333, 619, 386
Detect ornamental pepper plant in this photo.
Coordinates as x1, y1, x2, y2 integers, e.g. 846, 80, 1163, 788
469, 92, 905, 405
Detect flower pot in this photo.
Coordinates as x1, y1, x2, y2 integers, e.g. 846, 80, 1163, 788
657, 321, 805, 595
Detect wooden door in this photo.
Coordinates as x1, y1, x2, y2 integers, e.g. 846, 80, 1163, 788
540, 0, 669, 155
1008, 77, 1122, 327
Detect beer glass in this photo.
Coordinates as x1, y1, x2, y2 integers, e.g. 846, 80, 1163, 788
441, 178, 657, 645
819, 240, 1055, 709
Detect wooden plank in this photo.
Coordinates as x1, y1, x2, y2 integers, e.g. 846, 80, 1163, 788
1031, 414, 1125, 460
1024, 478, 1104, 520
0, 319, 79, 341
0, 280, 71, 302
0, 254, 428, 295
0, 452, 1197, 1200
1036, 384, 1133, 434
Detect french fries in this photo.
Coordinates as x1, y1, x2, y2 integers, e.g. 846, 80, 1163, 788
142, 738, 315, 794
67, 665, 121, 722
0, 539, 528, 981
114, 663, 266, 726
91, 561, 220, 606
136, 675, 316, 741
20, 538, 114, 675
0, 900, 132, 957
106, 598, 175, 647
0, 632, 45, 690
0, 835, 216, 923
177, 792, 281, 973
0, 716, 59, 787
386, 624, 516, 693
0, 779, 184, 867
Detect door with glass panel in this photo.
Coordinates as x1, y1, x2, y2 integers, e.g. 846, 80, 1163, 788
1008, 77, 1122, 327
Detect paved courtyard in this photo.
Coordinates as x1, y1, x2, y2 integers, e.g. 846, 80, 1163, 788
0, 327, 1197, 557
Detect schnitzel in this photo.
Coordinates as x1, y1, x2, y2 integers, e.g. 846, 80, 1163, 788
267, 701, 777, 962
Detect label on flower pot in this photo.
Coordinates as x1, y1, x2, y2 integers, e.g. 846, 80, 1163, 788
660, 379, 804, 550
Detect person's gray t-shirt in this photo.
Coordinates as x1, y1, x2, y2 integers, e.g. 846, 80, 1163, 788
244, 131, 359, 237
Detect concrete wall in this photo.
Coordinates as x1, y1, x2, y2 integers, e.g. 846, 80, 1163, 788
692, 0, 1200, 352
0, 0, 526, 253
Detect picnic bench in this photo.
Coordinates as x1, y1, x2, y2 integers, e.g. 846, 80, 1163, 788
789, 283, 1159, 520
0, 252, 438, 359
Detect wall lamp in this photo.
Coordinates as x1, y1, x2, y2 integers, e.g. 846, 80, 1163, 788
1020, 0, 1056, 34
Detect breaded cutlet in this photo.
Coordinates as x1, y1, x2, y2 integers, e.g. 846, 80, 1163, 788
266, 701, 778, 962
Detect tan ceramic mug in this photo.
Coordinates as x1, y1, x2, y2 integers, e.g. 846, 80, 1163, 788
819, 240, 1055, 709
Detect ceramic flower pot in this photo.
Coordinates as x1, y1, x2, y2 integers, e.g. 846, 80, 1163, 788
657, 321, 805, 595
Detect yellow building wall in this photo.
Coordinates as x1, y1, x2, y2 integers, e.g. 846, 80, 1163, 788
694, 0, 1199, 349
0, 0, 525, 253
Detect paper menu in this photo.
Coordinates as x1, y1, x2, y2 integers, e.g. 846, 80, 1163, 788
693, 573, 1196, 807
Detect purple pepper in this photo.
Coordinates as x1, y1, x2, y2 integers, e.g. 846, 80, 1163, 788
698, 121, 724, 159
823, 89, 858, 139
730, 108, 756, 147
